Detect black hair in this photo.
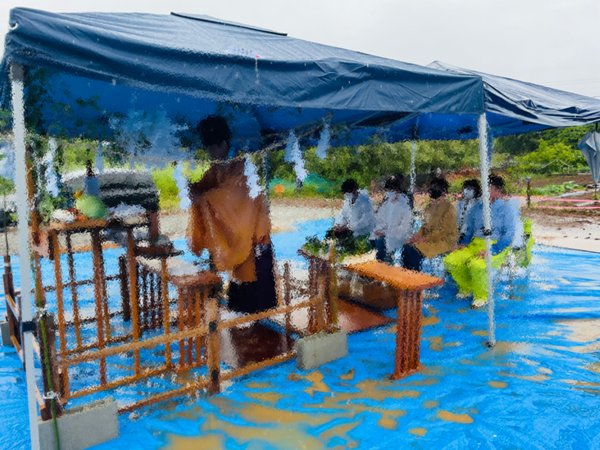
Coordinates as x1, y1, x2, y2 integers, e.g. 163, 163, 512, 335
197, 115, 232, 148
341, 179, 359, 194
384, 174, 406, 193
488, 174, 505, 191
462, 178, 482, 198
429, 177, 449, 200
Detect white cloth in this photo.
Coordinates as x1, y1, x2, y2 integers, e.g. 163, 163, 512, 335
243, 155, 263, 200
509, 198, 525, 249
371, 192, 413, 253
173, 164, 191, 210
336, 189, 376, 236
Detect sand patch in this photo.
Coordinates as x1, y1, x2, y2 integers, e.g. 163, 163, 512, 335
436, 410, 474, 424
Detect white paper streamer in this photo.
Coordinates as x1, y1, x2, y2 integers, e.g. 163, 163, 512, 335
284, 131, 295, 163
316, 123, 331, 160
284, 131, 308, 182
244, 154, 263, 199
0, 140, 15, 181
42, 139, 59, 197
173, 163, 191, 210
96, 141, 104, 173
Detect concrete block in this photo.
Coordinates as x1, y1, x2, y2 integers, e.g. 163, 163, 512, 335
0, 321, 11, 346
39, 397, 119, 450
296, 330, 348, 370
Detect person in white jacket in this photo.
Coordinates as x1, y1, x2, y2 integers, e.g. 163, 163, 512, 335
371, 175, 413, 263
333, 179, 376, 237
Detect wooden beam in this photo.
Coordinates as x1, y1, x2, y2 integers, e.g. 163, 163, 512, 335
118, 377, 210, 415
58, 323, 209, 368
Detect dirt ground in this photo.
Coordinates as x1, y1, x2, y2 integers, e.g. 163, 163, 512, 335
527, 174, 596, 189
1, 194, 599, 256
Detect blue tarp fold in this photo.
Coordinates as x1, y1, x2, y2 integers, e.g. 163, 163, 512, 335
428, 61, 600, 137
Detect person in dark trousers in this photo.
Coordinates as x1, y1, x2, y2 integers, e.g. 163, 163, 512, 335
188, 115, 277, 315
370, 174, 413, 264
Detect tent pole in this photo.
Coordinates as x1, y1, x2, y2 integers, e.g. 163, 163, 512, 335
409, 118, 419, 196
263, 151, 270, 201
410, 141, 417, 196
477, 113, 495, 348
10, 62, 41, 450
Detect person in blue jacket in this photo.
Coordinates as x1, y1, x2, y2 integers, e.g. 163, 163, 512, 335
444, 174, 518, 308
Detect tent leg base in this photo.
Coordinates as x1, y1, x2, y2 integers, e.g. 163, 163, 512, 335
38, 397, 119, 450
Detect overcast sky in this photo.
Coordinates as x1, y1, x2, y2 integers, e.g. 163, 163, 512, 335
1, 0, 599, 98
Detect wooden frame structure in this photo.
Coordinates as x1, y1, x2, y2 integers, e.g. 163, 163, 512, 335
299, 250, 443, 379
4, 216, 334, 420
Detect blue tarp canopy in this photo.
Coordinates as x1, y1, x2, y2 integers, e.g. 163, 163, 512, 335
428, 61, 600, 137
1, 8, 599, 155
0, 8, 487, 154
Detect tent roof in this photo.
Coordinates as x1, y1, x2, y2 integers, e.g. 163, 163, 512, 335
1, 8, 599, 152
428, 61, 600, 136
0, 8, 489, 149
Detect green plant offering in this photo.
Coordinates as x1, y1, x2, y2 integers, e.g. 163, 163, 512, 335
302, 233, 372, 261
302, 235, 330, 256
75, 195, 108, 219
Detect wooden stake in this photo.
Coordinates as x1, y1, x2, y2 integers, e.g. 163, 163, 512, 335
161, 258, 171, 370
195, 288, 203, 366
50, 230, 70, 395
283, 262, 291, 336
186, 288, 194, 366
90, 229, 107, 385
206, 297, 220, 395
125, 229, 141, 376
66, 233, 82, 349
177, 287, 185, 368
119, 255, 131, 322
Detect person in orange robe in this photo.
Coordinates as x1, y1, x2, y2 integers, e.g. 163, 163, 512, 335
188, 115, 277, 314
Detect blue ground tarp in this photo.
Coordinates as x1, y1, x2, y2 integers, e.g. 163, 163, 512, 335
2, 220, 600, 450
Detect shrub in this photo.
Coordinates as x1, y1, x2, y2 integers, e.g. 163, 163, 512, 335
509, 140, 587, 176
